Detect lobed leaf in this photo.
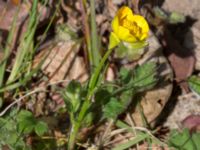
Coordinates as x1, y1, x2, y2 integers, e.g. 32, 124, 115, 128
188, 75, 200, 95
35, 121, 48, 136
132, 62, 157, 90
103, 98, 125, 119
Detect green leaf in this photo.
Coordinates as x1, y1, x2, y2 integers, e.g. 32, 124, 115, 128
120, 90, 134, 109
115, 41, 148, 61
64, 80, 82, 101
169, 12, 186, 24
168, 129, 198, 149
119, 67, 132, 84
17, 110, 34, 121
17, 110, 36, 134
115, 42, 127, 58
132, 62, 157, 90
188, 75, 200, 95
34, 121, 48, 136
18, 119, 36, 134
103, 98, 125, 119
0, 108, 30, 149
100, 63, 157, 120
95, 87, 113, 105
108, 32, 120, 49
192, 132, 200, 149
62, 80, 82, 113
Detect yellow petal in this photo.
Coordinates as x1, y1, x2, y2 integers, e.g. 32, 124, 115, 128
132, 15, 149, 33
117, 6, 133, 20
111, 16, 119, 35
117, 26, 137, 42
139, 33, 148, 41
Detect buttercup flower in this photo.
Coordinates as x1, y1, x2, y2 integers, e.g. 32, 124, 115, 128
111, 6, 149, 43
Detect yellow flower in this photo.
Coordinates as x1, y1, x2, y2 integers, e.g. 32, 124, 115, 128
111, 6, 149, 43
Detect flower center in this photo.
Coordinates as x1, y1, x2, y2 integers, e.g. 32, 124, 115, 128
120, 16, 142, 38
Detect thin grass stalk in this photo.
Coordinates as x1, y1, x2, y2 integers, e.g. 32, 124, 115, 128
0, 6, 20, 107
0, 8, 19, 86
7, 0, 38, 84
0, 0, 61, 93
90, 0, 101, 70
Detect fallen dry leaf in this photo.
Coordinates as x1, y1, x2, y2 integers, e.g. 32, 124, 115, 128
184, 27, 200, 71
182, 114, 200, 132
31, 40, 88, 116
0, 1, 28, 30
33, 41, 88, 84
163, 29, 195, 92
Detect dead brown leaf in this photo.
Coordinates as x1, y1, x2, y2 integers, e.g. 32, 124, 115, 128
182, 114, 200, 132
31, 40, 88, 116
163, 29, 195, 92
0, 1, 28, 30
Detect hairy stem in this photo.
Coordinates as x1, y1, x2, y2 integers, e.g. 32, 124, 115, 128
67, 48, 113, 150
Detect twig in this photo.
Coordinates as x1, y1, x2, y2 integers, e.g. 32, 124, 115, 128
127, 113, 139, 150
0, 88, 44, 116
99, 120, 114, 147
0, 79, 72, 117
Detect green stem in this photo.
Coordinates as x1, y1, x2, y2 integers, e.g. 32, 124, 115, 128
88, 48, 113, 90
67, 48, 114, 150
0, 5, 20, 107
67, 124, 79, 150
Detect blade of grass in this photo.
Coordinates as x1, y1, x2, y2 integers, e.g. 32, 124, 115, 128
5, 0, 60, 87
0, 46, 51, 93
114, 120, 150, 150
112, 132, 149, 150
0, 5, 20, 107
116, 120, 166, 148
7, 0, 38, 84
0, 7, 19, 86
90, 0, 101, 69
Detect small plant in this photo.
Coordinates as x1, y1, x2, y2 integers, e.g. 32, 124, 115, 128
0, 1, 57, 149
0, 108, 48, 150
168, 128, 200, 150
61, 5, 158, 150
1, 1, 193, 149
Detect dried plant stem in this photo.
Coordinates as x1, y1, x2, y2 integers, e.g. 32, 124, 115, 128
0, 78, 70, 117
79, 0, 92, 67
0, 88, 44, 117
98, 120, 114, 147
